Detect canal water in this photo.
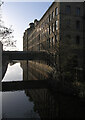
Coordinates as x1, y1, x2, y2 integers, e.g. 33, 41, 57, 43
2, 63, 40, 119
2, 62, 85, 119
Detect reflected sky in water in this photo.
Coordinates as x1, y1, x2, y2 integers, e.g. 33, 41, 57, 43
2, 90, 40, 118
2, 62, 85, 119
2, 63, 23, 82
2, 63, 40, 118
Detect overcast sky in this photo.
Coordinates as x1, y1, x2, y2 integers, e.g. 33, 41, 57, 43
2, 2, 52, 50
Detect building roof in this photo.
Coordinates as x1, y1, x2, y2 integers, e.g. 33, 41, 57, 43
39, 2, 55, 23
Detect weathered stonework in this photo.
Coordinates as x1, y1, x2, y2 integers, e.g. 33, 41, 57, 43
23, 2, 85, 81
0, 41, 2, 120
0, 41, 2, 81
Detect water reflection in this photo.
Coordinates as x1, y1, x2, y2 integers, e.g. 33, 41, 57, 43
2, 91, 40, 118
2, 62, 85, 119
2, 63, 41, 119
2, 63, 23, 82
25, 88, 85, 119
21, 60, 53, 81
21, 60, 85, 119
3, 86, 85, 119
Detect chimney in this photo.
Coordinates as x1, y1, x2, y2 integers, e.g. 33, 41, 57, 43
29, 23, 34, 28
34, 19, 39, 27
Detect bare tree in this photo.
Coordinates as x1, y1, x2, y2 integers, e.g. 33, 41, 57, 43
0, 1, 16, 50
39, 21, 80, 83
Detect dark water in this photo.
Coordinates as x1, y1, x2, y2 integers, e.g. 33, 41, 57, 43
2, 91, 40, 118
2, 63, 85, 119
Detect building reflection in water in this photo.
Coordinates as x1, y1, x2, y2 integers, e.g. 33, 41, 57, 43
24, 87, 85, 119
21, 60, 53, 81
20, 60, 85, 119
25, 88, 58, 119
2, 61, 85, 119
21, 2, 85, 118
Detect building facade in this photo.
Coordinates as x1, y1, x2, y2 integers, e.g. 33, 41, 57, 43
22, 2, 85, 81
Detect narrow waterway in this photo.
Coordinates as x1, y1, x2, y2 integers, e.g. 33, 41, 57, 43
2, 63, 40, 119
2, 62, 85, 119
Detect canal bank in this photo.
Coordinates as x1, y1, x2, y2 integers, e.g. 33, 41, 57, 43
0, 41, 2, 120
0, 41, 2, 82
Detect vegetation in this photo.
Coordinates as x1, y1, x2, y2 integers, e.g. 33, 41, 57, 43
0, 1, 16, 50
39, 21, 84, 97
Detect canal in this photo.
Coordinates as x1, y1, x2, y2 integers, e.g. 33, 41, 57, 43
2, 63, 40, 119
2, 62, 85, 119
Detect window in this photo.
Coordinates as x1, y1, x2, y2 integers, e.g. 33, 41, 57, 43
49, 25, 50, 34
76, 20, 80, 30
66, 5, 71, 14
39, 34, 40, 40
47, 17, 49, 23
52, 23, 55, 32
76, 7, 80, 16
55, 20, 58, 30
49, 25, 51, 34
73, 55, 78, 67
52, 11, 54, 19
49, 14, 51, 22
47, 27, 49, 35
76, 36, 80, 45
47, 39, 49, 48
55, 35, 57, 43
55, 7, 58, 16
49, 38, 50, 48
66, 19, 70, 26
49, 15, 50, 22
52, 37, 54, 47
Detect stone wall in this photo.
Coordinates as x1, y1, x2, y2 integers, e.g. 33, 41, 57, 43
0, 41, 2, 120
0, 41, 2, 81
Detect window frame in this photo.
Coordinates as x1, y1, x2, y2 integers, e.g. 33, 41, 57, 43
55, 20, 58, 30
55, 7, 58, 16
76, 20, 80, 30
52, 23, 55, 32
76, 35, 80, 45
55, 35, 57, 43
52, 11, 54, 19
49, 14, 51, 22
49, 38, 50, 48
66, 5, 71, 14
52, 37, 55, 47
76, 7, 80, 16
